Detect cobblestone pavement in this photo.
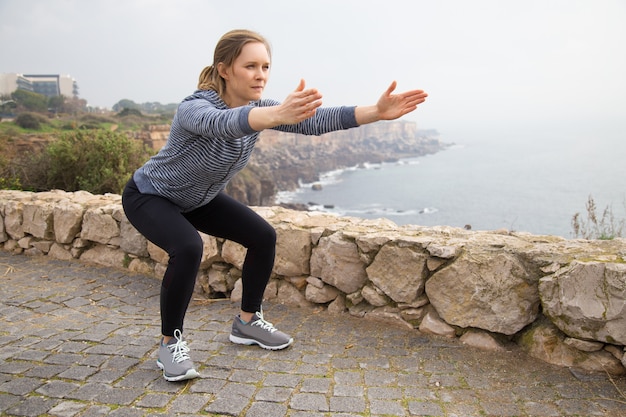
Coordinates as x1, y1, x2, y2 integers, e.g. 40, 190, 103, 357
1, 251, 625, 417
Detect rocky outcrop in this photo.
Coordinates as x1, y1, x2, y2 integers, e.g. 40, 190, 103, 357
2, 189, 625, 375
251, 121, 443, 200
139, 121, 445, 206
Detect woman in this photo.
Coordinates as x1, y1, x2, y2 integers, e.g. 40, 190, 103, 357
122, 29, 428, 382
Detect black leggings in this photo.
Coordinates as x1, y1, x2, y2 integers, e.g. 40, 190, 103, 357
122, 178, 276, 336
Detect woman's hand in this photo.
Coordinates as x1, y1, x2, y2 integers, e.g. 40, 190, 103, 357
249, 79, 322, 130
278, 79, 323, 124
355, 81, 428, 125
377, 81, 428, 120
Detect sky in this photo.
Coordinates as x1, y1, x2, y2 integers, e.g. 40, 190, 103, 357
1, 0, 625, 142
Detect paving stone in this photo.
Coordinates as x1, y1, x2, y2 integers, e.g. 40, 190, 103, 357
35, 380, 80, 398
58, 365, 99, 381
96, 387, 144, 405
245, 401, 288, 417
289, 412, 327, 417
255, 386, 292, 402
6, 396, 58, 417
0, 377, 44, 396
300, 377, 331, 393
1, 251, 625, 417
135, 393, 172, 408
44, 353, 84, 366
168, 393, 210, 413
229, 369, 264, 383
65, 383, 110, 401
369, 399, 407, 416
0, 361, 32, 374
481, 400, 524, 416
114, 369, 160, 388
333, 384, 363, 397
48, 400, 87, 417
205, 395, 248, 415
329, 396, 366, 413
107, 407, 145, 417
408, 401, 445, 416
523, 401, 561, 417
188, 377, 227, 394
216, 381, 256, 399
556, 398, 607, 416
333, 371, 362, 385
290, 393, 329, 412
368, 386, 402, 399
263, 373, 301, 388
14, 349, 50, 361
0, 393, 21, 413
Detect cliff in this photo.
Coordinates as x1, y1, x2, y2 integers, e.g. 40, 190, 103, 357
140, 121, 446, 207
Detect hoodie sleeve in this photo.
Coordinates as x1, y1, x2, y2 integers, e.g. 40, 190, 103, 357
257, 98, 358, 136
175, 96, 257, 140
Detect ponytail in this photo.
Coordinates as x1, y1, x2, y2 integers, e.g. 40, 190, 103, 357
198, 65, 217, 90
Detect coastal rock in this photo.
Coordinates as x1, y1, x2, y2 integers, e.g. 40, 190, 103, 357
366, 243, 428, 303
3, 200, 25, 240
80, 206, 120, 244
80, 244, 126, 269
460, 329, 506, 352
305, 282, 340, 304
119, 216, 148, 257
53, 202, 84, 244
539, 261, 626, 345
426, 249, 540, 335
419, 306, 456, 337
274, 225, 311, 276
22, 202, 54, 240
310, 232, 368, 294
519, 319, 625, 375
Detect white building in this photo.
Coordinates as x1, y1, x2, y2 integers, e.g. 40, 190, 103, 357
0, 73, 79, 99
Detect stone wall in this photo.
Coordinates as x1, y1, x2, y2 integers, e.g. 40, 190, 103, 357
2, 189, 626, 375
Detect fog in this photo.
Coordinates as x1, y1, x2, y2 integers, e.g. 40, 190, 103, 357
1, 0, 625, 142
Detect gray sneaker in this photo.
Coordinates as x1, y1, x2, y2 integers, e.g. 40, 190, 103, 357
156, 329, 200, 382
229, 309, 294, 350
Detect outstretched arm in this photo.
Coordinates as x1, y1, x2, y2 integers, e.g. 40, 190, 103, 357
248, 79, 323, 131
355, 81, 428, 125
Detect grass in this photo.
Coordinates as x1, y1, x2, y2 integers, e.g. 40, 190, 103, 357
571, 195, 625, 240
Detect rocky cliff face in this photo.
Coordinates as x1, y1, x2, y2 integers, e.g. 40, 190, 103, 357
230, 121, 445, 206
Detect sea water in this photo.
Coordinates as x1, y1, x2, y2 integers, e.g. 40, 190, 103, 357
276, 126, 626, 238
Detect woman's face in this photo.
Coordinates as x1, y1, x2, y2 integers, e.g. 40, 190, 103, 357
219, 42, 271, 108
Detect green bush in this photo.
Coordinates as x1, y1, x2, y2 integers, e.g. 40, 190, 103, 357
15, 112, 47, 130
19, 130, 154, 194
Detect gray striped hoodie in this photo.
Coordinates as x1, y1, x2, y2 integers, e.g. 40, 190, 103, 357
133, 89, 358, 211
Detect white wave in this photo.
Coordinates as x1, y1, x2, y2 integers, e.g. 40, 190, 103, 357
309, 203, 438, 219
397, 158, 421, 166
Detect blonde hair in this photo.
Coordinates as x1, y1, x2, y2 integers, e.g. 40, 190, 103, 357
198, 29, 271, 98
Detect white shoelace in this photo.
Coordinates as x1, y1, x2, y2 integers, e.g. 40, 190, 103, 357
251, 310, 277, 334
168, 329, 191, 363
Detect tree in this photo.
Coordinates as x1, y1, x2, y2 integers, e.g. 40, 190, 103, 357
48, 95, 66, 114
11, 89, 48, 112
112, 99, 139, 112
62, 96, 88, 114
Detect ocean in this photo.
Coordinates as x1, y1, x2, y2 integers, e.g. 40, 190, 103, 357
276, 126, 626, 238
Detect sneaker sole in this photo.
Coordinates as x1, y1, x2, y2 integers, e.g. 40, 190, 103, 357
229, 334, 294, 350
156, 359, 200, 382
